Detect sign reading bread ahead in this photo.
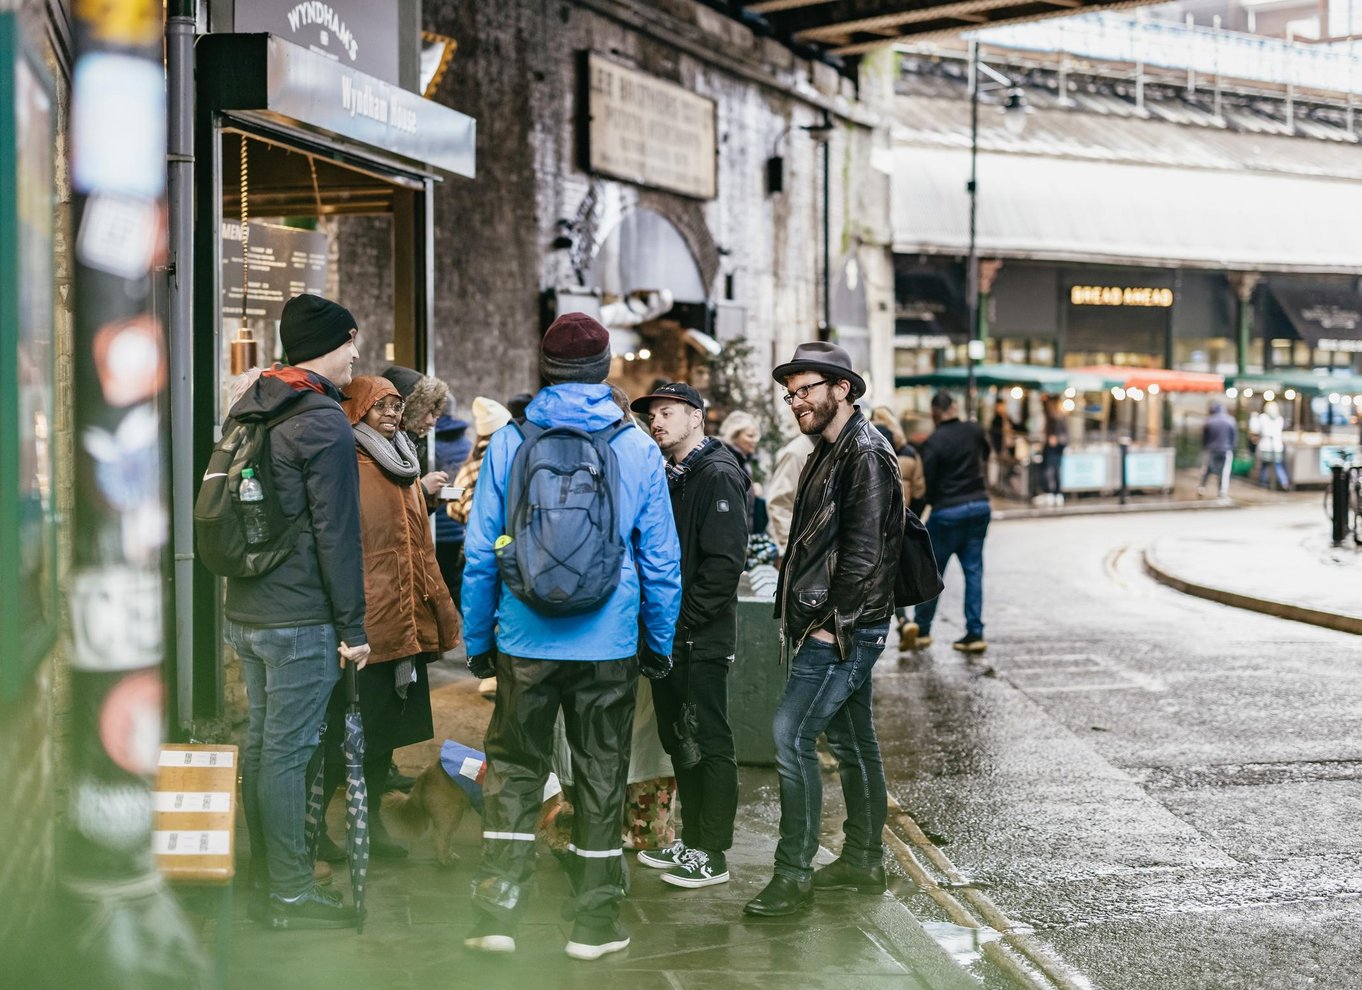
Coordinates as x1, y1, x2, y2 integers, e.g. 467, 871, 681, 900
1070, 285, 1174, 308
234, 0, 398, 84
586, 54, 717, 200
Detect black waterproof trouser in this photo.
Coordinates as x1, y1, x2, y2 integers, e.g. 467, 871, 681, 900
652, 657, 738, 853
472, 653, 637, 928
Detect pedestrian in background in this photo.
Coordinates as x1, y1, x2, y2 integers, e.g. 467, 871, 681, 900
1038, 393, 1069, 506
913, 391, 992, 655
433, 405, 473, 607
871, 405, 926, 516
766, 431, 814, 560
1198, 401, 1238, 498
631, 382, 749, 890
1257, 400, 1289, 490
224, 293, 368, 930
461, 313, 681, 960
331, 376, 462, 858
382, 365, 452, 503
745, 341, 902, 918
446, 396, 513, 697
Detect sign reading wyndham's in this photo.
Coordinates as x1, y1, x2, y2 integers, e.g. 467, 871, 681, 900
234, 0, 397, 85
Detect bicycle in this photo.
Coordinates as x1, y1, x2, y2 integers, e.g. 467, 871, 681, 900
1322, 449, 1362, 542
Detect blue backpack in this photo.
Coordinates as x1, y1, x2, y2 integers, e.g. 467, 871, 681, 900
495, 419, 632, 616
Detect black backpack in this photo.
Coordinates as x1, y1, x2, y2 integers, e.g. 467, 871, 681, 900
194, 394, 329, 578
494, 419, 632, 616
894, 507, 945, 607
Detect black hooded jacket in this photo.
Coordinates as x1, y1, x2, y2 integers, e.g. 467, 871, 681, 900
223, 372, 368, 646
669, 439, 751, 661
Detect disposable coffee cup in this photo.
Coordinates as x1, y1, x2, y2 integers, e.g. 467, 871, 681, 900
438, 485, 464, 501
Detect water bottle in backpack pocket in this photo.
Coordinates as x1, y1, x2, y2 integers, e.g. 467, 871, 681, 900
495, 420, 632, 616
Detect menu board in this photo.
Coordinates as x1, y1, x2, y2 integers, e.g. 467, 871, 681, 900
221, 220, 329, 321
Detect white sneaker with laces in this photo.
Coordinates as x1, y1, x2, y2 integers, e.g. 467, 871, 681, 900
637, 839, 688, 870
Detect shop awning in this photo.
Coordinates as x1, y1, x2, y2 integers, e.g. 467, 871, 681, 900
896, 363, 1071, 391
1066, 365, 1225, 393
892, 144, 1362, 273
1265, 284, 1362, 351
1226, 371, 1362, 396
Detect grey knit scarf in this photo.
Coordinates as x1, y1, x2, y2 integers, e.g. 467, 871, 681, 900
353, 422, 421, 483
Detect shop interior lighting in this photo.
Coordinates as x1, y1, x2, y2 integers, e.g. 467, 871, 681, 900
1064, 387, 1076, 398
1330, 392, 1341, 403
1226, 387, 1238, 398
1147, 383, 1160, 395
1345, 396, 1356, 406
1284, 389, 1296, 400
1263, 390, 1275, 401
1010, 386, 1023, 399
624, 353, 637, 362
1130, 387, 1144, 401
1354, 395, 1362, 405
1062, 398, 1075, 412
1243, 388, 1254, 397
1111, 386, 1126, 399
638, 348, 651, 360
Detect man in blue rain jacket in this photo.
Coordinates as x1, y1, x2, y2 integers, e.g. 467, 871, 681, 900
461, 312, 681, 961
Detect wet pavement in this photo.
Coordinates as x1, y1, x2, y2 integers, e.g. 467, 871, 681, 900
208, 499, 1362, 990
885, 504, 1362, 989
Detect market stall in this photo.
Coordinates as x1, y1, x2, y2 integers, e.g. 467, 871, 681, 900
1225, 372, 1362, 486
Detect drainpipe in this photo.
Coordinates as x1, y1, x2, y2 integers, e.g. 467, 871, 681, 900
167, 0, 196, 729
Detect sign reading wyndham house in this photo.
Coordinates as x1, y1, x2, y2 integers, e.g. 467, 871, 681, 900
233, 0, 397, 85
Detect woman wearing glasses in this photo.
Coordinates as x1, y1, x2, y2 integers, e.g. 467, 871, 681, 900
327, 375, 462, 856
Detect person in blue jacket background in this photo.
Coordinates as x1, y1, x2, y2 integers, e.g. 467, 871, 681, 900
432, 408, 473, 607
461, 312, 681, 962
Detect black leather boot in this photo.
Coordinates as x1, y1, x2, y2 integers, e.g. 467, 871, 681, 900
742, 875, 813, 916
811, 858, 886, 893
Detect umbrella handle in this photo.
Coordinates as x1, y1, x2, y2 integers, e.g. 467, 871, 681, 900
345, 655, 359, 704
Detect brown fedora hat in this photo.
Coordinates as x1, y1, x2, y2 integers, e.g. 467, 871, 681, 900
771, 341, 866, 400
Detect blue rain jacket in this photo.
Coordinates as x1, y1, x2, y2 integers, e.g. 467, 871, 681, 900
461, 383, 681, 661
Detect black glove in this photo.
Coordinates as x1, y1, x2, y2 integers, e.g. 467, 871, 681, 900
467, 651, 496, 679
639, 646, 673, 681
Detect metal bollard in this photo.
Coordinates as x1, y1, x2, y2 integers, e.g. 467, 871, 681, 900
1331, 463, 1349, 546
1118, 437, 1130, 506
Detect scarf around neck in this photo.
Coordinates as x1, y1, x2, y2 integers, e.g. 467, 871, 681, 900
667, 435, 717, 490
354, 421, 421, 483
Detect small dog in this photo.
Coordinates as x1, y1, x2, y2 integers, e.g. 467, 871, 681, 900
383, 749, 573, 866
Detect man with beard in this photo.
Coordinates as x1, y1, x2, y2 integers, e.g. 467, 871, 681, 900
744, 342, 903, 917
628, 382, 749, 889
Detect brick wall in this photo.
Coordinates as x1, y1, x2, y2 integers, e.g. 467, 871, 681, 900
415, 0, 897, 418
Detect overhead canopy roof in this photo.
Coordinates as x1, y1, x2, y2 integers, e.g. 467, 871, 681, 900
896, 362, 1071, 390
892, 144, 1362, 273
1066, 366, 1225, 393
1226, 371, 1362, 396
1265, 284, 1362, 349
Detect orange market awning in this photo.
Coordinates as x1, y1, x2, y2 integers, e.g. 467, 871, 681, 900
1067, 365, 1225, 394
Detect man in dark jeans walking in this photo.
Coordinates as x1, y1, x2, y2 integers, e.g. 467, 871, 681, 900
630, 382, 749, 889
912, 390, 993, 654
744, 341, 904, 917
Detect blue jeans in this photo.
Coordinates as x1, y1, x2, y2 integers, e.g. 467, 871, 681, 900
772, 623, 890, 881
915, 499, 991, 639
226, 620, 341, 898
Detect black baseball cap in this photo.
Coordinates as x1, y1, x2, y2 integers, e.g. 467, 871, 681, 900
629, 381, 704, 415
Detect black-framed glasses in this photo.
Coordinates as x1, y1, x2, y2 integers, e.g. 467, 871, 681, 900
782, 379, 829, 405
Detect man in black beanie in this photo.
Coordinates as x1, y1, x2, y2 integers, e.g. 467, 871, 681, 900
224, 292, 369, 929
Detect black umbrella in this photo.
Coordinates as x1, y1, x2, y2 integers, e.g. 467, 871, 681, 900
303, 718, 329, 862
343, 658, 371, 932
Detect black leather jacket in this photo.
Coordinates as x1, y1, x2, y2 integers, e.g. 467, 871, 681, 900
774, 410, 905, 661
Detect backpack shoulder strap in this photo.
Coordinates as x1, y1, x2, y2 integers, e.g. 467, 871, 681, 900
262, 390, 335, 431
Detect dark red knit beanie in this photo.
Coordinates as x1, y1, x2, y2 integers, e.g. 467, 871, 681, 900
540, 312, 612, 384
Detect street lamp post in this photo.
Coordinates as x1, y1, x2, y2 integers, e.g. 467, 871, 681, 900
965, 42, 1029, 420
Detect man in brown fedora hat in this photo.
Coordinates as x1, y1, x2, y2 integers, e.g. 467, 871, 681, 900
744, 341, 904, 917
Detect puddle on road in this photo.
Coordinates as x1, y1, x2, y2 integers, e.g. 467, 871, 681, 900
920, 920, 1004, 968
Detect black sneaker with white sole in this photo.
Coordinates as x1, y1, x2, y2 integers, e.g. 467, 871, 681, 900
636, 839, 687, 870
565, 919, 630, 960
464, 913, 517, 954
660, 848, 729, 889
952, 633, 987, 654
268, 884, 356, 930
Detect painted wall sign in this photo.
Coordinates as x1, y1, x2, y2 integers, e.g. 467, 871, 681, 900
585, 53, 717, 200
233, 0, 398, 85
1070, 285, 1174, 308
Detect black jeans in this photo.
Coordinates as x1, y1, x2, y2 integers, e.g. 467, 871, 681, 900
472, 654, 637, 929
652, 658, 738, 853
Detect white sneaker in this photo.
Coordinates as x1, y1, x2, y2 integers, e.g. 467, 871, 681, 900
565, 920, 630, 960
637, 839, 688, 870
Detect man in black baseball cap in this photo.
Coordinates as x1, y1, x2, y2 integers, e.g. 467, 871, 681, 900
631, 382, 749, 891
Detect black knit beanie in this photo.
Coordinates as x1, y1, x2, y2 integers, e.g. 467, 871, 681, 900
279, 294, 357, 365
381, 365, 424, 399
540, 312, 612, 384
